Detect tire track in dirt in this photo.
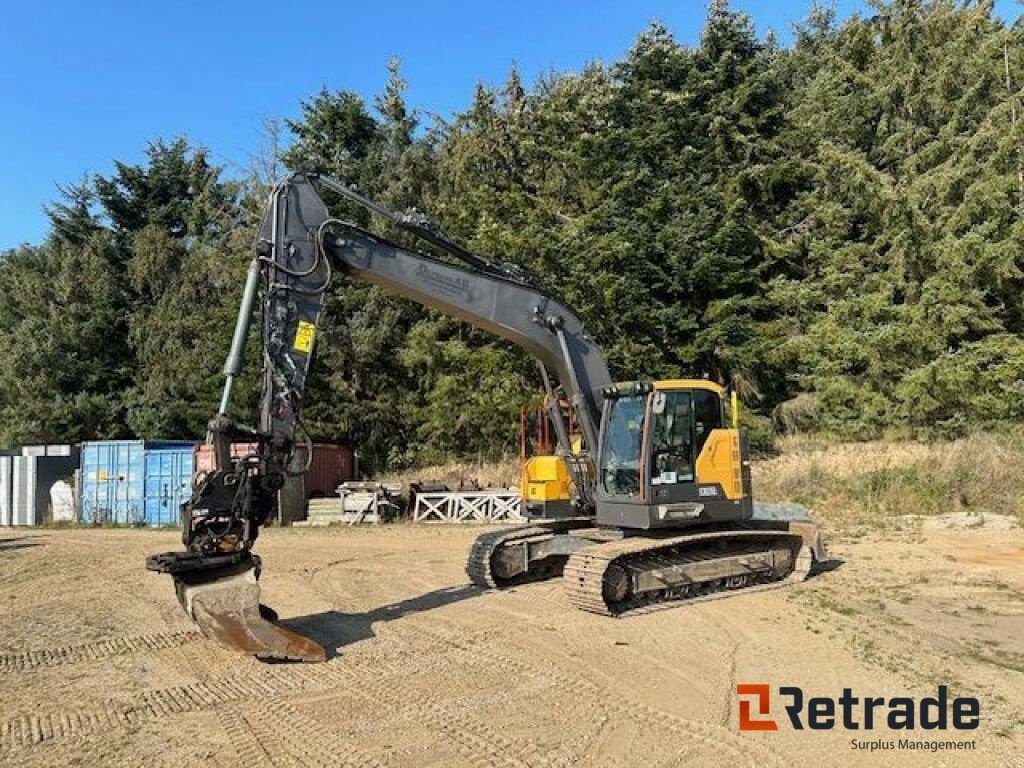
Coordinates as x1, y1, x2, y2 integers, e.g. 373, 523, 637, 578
228, 698, 387, 768
292, 617, 712, 767
1, 608, 773, 767
398, 620, 787, 768
227, 630, 591, 768
217, 706, 276, 768
342, 620, 707, 766
0, 663, 320, 751
0, 627, 473, 755
326, 662, 586, 768
0, 631, 201, 672
265, 631, 572, 768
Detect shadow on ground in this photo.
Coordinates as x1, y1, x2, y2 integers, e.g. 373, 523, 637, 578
0, 537, 44, 552
278, 555, 844, 659
810, 557, 844, 578
279, 584, 481, 659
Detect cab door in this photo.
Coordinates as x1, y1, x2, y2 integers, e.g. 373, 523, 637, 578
644, 387, 748, 520
646, 388, 721, 495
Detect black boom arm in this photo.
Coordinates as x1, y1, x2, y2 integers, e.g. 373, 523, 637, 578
180, 172, 611, 561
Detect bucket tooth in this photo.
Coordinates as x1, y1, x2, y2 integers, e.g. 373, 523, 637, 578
174, 566, 325, 662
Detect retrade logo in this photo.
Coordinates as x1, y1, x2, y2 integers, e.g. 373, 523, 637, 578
736, 684, 778, 731
736, 684, 980, 732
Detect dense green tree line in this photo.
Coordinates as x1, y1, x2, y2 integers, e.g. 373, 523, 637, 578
1, 0, 1022, 466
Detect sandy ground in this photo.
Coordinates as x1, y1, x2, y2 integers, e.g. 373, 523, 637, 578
0, 521, 1021, 768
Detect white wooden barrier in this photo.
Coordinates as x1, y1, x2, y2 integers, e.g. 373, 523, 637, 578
412, 489, 523, 522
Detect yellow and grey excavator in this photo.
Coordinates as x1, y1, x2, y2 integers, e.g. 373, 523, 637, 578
146, 172, 825, 661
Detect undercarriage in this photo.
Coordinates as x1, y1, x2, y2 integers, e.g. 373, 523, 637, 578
467, 513, 824, 616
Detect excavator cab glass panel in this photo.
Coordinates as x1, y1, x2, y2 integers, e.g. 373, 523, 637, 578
650, 391, 695, 484
648, 388, 723, 487
693, 389, 723, 458
599, 394, 645, 496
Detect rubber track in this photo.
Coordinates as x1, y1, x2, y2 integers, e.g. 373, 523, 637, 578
563, 529, 812, 617
466, 518, 592, 589
0, 631, 201, 673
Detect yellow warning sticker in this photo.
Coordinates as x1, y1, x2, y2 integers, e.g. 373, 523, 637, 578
294, 320, 316, 353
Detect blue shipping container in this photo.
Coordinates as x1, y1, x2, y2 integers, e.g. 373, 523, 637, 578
80, 440, 195, 526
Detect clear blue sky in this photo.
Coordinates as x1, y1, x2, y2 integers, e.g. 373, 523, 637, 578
0, 0, 1017, 249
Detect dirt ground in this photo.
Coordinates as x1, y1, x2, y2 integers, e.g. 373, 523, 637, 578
0, 520, 1021, 768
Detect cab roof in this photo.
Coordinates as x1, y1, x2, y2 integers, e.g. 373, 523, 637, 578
610, 379, 726, 396
653, 378, 724, 394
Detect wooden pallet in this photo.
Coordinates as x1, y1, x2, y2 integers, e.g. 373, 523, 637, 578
297, 482, 401, 526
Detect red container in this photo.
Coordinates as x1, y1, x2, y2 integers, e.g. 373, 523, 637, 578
303, 443, 354, 498
193, 442, 354, 498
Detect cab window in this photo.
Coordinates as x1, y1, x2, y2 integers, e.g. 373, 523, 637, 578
599, 394, 645, 496
693, 389, 722, 458
650, 391, 694, 485
649, 389, 722, 486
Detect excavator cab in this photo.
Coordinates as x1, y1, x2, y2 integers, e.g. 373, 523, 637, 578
521, 380, 750, 528
594, 380, 752, 529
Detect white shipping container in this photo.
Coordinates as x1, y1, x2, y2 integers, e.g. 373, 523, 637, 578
0, 456, 11, 526
0, 453, 79, 526
21, 445, 74, 457
11, 456, 36, 525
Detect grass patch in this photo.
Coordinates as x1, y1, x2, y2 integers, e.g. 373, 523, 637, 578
753, 432, 1024, 527
376, 432, 1024, 532
812, 593, 860, 616
377, 458, 519, 490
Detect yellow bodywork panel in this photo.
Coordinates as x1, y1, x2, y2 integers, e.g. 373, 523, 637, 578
653, 378, 724, 394
695, 429, 744, 500
521, 455, 572, 502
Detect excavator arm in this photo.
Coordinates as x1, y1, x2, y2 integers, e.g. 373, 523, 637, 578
146, 172, 611, 661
